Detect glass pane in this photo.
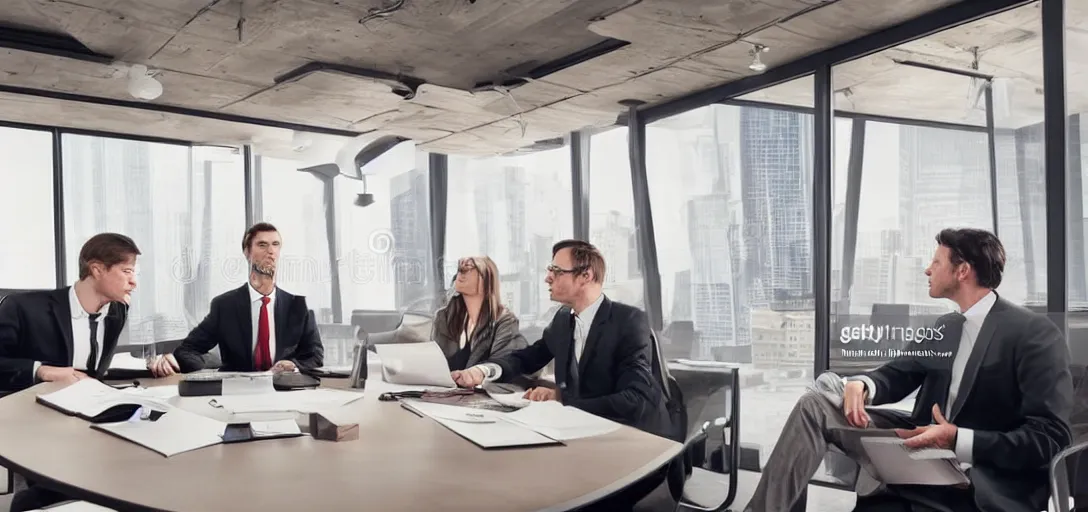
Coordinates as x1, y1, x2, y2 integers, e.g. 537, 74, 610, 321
337, 143, 434, 316
259, 156, 335, 320
645, 95, 815, 469
445, 146, 573, 339
63, 135, 245, 344
589, 128, 643, 308
0, 127, 55, 289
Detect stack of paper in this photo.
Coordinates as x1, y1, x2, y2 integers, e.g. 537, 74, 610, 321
37, 379, 171, 421
504, 401, 621, 440
373, 342, 457, 387
209, 389, 365, 414
250, 420, 303, 438
91, 407, 227, 457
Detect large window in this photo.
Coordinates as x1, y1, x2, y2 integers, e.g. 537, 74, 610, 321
645, 97, 815, 469
445, 146, 573, 340
336, 143, 433, 317
589, 128, 643, 308
0, 126, 55, 289
63, 136, 245, 345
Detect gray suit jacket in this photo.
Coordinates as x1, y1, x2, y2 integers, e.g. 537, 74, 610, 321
432, 306, 527, 371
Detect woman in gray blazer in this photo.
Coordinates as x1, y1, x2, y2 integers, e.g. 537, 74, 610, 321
433, 256, 528, 371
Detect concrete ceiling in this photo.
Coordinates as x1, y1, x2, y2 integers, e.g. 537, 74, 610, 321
0, 0, 965, 155
741, 2, 1088, 130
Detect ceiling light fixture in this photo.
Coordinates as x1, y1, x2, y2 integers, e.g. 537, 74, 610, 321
127, 64, 163, 101
748, 44, 769, 73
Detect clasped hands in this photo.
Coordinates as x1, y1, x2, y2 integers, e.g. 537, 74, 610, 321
147, 354, 296, 378
450, 367, 557, 402
842, 380, 957, 450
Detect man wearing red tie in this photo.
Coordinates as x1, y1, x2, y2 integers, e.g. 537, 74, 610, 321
149, 223, 324, 376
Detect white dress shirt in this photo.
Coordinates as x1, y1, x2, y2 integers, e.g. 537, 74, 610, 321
33, 285, 110, 379
249, 285, 277, 361
478, 293, 605, 381
851, 291, 997, 466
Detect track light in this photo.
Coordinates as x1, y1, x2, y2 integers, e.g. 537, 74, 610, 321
749, 44, 769, 73
127, 64, 163, 100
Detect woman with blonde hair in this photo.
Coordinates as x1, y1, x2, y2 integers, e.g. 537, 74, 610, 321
433, 256, 528, 372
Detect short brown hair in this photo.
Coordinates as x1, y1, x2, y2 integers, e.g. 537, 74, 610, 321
552, 239, 606, 284
78, 233, 141, 280
242, 222, 279, 252
936, 228, 1005, 289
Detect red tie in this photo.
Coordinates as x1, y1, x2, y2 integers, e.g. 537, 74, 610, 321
254, 296, 271, 371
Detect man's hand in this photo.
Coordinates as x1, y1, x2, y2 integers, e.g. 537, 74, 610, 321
523, 387, 557, 402
451, 367, 485, 388
842, 380, 871, 428
896, 404, 958, 450
36, 365, 88, 384
271, 360, 297, 373
148, 354, 180, 377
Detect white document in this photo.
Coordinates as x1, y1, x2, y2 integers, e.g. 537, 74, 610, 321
209, 389, 365, 414
401, 400, 557, 449
37, 379, 171, 419
108, 352, 150, 371
503, 401, 621, 440
401, 400, 501, 423
860, 437, 970, 486
373, 342, 457, 388
121, 385, 179, 400
91, 407, 227, 457
483, 388, 531, 409
250, 419, 302, 437
31, 500, 116, 511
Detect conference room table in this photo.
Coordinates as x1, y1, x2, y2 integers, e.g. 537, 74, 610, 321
0, 372, 683, 512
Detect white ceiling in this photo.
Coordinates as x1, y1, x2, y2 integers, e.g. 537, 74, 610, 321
0, 0, 962, 155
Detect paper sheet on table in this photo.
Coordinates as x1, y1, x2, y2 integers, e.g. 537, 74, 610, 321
250, 419, 302, 437
373, 342, 457, 387
91, 407, 226, 457
108, 352, 150, 371
30, 500, 116, 511
482, 386, 530, 409
401, 400, 557, 449
503, 401, 621, 440
121, 385, 179, 400
859, 437, 969, 486
209, 389, 365, 414
37, 379, 171, 419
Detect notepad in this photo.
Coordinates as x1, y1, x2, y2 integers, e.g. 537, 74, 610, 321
373, 342, 458, 388
859, 437, 969, 486
37, 379, 171, 423
91, 407, 227, 457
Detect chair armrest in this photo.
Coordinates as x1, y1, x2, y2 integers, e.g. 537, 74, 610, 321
1050, 439, 1088, 512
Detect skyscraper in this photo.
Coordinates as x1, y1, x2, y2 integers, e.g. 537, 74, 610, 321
390, 168, 432, 310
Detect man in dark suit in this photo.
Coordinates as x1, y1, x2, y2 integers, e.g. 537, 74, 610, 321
0, 232, 140, 512
0, 232, 140, 393
452, 240, 673, 509
149, 222, 323, 376
744, 228, 1074, 512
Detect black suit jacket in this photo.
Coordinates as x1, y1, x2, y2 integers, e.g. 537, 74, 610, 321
490, 297, 672, 439
173, 285, 324, 373
0, 288, 128, 392
863, 296, 1074, 512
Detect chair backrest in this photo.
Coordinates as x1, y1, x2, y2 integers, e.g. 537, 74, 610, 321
367, 311, 434, 347
650, 330, 687, 443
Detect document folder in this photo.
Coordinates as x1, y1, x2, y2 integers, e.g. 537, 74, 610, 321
36, 379, 171, 424
400, 400, 561, 449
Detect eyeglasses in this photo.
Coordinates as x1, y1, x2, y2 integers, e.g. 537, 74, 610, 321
546, 264, 587, 276
457, 265, 478, 275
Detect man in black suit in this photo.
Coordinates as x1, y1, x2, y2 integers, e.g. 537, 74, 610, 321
0, 232, 140, 393
0, 232, 140, 512
744, 228, 1074, 512
149, 222, 323, 376
452, 240, 673, 509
